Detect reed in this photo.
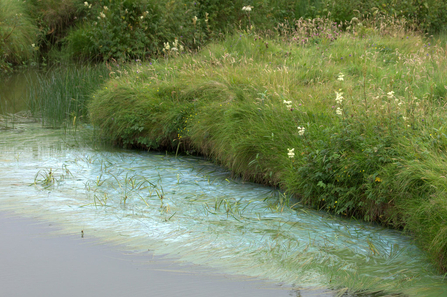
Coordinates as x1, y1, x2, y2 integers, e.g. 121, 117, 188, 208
27, 64, 109, 127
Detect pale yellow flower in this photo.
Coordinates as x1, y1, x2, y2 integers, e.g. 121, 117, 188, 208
335, 91, 343, 104
287, 148, 295, 158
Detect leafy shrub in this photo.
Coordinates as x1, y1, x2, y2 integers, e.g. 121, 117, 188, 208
296, 116, 403, 222
64, 0, 209, 61
62, 0, 328, 62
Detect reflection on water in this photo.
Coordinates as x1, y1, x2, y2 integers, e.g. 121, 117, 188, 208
0, 122, 446, 296
0, 71, 39, 115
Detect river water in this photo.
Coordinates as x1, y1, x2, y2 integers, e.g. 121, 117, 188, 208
1, 72, 446, 296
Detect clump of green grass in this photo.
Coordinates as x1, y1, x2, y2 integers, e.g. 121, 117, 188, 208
0, 0, 38, 72
89, 18, 447, 272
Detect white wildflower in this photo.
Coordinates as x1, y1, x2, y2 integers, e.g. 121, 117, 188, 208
283, 100, 292, 109
337, 72, 344, 81
84, 2, 88, 6
31, 43, 35, 47
100, 12, 106, 18
287, 148, 295, 158
242, 5, 253, 12
335, 91, 343, 104
179, 45, 184, 51
387, 91, 394, 99
140, 15, 144, 19
336, 107, 343, 115
402, 116, 408, 121
103, 6, 108, 11
297, 126, 305, 136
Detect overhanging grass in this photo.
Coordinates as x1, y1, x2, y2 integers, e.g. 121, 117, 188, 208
89, 25, 447, 273
0, 0, 38, 70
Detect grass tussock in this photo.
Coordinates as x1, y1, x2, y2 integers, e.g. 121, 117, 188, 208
89, 19, 447, 272
0, 0, 38, 70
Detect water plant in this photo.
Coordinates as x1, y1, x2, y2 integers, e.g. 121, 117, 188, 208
26, 64, 109, 127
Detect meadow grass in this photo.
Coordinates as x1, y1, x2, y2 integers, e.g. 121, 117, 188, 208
89, 19, 447, 272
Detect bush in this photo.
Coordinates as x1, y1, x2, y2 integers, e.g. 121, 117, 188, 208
4, 0, 447, 66
62, 0, 326, 62
64, 0, 209, 62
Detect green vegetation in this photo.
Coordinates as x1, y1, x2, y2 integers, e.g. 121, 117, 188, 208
2, 0, 447, 285
89, 19, 447, 272
2, 0, 447, 71
0, 0, 38, 71
27, 64, 109, 127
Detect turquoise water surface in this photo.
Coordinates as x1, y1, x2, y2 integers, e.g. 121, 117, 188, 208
0, 120, 446, 296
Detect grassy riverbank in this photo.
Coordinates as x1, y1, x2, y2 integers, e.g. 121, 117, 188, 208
89, 22, 447, 272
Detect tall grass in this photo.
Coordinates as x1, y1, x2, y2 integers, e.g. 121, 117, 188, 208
0, 0, 38, 71
89, 18, 447, 272
27, 64, 109, 127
